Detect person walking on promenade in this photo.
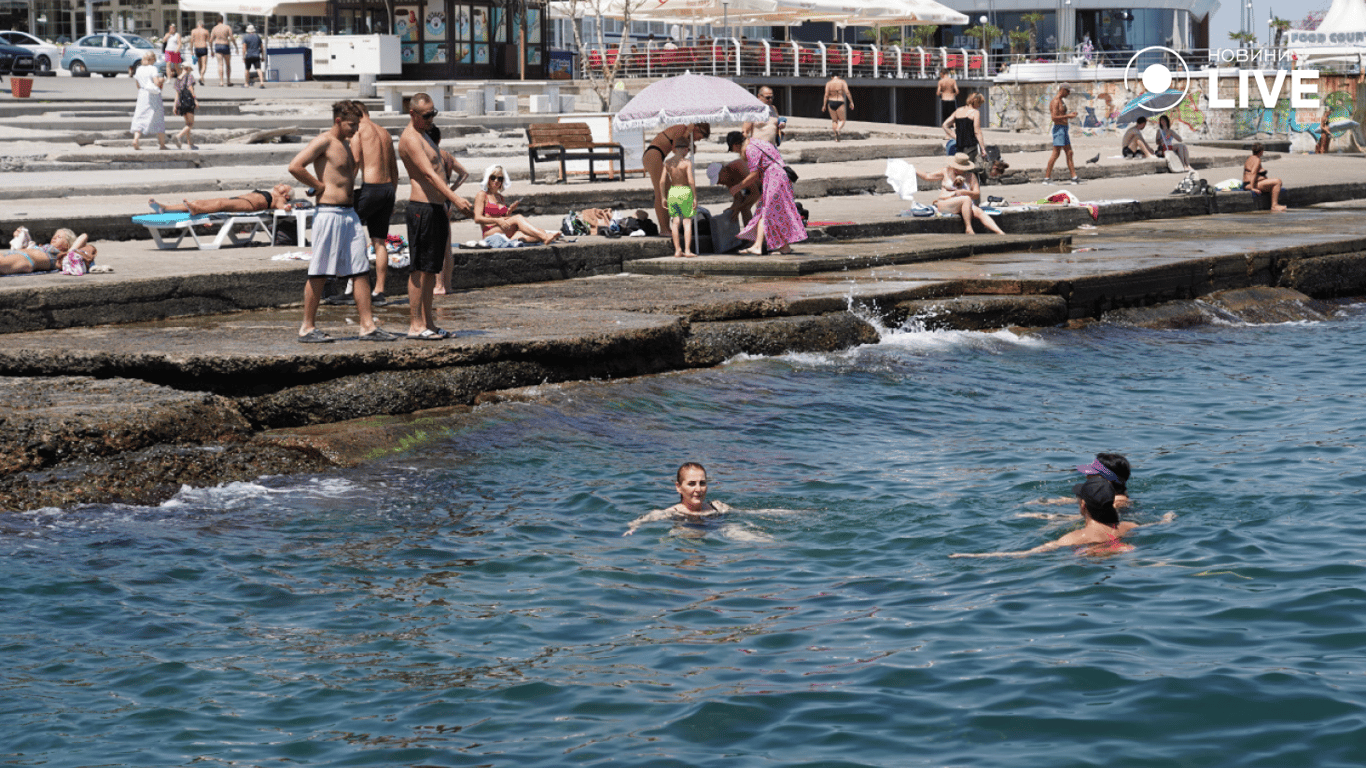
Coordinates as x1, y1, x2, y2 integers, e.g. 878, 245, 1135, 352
917, 153, 1005, 235
351, 100, 400, 305
129, 52, 167, 151
937, 68, 959, 124
944, 92, 986, 169
288, 100, 395, 343
399, 93, 473, 340
190, 21, 210, 80
241, 24, 264, 87
1042, 83, 1079, 185
1243, 142, 1287, 212
163, 24, 182, 69
729, 119, 806, 255
822, 73, 854, 141
170, 61, 197, 150
210, 17, 236, 87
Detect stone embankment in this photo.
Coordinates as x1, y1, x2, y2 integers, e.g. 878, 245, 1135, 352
5, 84, 1366, 510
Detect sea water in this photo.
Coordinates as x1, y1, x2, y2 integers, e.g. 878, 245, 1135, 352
5, 304, 1366, 767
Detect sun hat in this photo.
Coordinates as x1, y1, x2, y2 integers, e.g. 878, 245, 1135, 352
948, 152, 975, 172
1076, 458, 1120, 483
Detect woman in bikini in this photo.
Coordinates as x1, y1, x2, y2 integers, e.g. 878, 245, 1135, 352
473, 166, 561, 245
1, 229, 94, 275
1243, 142, 1286, 212
148, 183, 294, 216
644, 123, 710, 235
952, 476, 1174, 558
623, 462, 732, 536
821, 74, 854, 141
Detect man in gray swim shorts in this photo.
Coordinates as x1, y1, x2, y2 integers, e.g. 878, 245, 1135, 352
287, 100, 396, 343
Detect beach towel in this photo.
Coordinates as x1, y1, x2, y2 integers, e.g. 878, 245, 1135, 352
885, 158, 919, 201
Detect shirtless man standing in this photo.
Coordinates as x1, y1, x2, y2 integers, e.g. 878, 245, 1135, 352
937, 69, 959, 123
351, 100, 399, 305
210, 17, 236, 87
398, 93, 470, 340
821, 74, 854, 141
189, 22, 211, 80
1042, 83, 1080, 185
288, 100, 395, 343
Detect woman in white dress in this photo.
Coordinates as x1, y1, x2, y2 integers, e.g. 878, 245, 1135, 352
130, 51, 167, 150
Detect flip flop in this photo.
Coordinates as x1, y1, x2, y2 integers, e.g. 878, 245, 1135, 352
357, 328, 398, 342
297, 329, 333, 343
148, 200, 165, 214
406, 328, 446, 341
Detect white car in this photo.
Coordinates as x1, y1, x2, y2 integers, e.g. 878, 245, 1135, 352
0, 30, 63, 73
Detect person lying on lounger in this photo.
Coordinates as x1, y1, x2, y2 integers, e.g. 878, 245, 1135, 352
148, 183, 296, 216
2, 228, 95, 275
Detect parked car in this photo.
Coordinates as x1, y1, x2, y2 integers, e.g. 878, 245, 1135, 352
0, 40, 36, 77
0, 30, 63, 73
60, 32, 161, 77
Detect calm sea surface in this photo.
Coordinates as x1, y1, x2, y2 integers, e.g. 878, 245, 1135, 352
5, 304, 1366, 767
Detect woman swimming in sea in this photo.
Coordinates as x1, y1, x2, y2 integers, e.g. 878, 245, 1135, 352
953, 475, 1173, 558
623, 462, 732, 537
1026, 453, 1133, 513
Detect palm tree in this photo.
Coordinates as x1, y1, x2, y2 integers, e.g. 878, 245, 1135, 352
1022, 12, 1045, 55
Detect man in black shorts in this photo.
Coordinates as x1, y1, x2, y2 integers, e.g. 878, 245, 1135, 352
190, 21, 210, 80
351, 100, 399, 304
398, 93, 469, 339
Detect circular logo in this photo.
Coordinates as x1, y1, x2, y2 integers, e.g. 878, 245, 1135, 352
1123, 46, 1191, 113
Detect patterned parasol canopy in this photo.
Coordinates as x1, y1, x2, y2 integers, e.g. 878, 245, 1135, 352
612, 72, 770, 133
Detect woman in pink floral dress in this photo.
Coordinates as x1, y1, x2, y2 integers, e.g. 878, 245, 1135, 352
729, 125, 806, 255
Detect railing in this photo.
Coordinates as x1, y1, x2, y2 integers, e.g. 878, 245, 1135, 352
579, 38, 990, 81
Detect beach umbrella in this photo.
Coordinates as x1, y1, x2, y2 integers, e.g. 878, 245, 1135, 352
612, 71, 769, 133
1115, 89, 1186, 126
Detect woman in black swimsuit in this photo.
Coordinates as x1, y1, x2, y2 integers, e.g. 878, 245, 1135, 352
148, 183, 295, 216
644, 123, 709, 233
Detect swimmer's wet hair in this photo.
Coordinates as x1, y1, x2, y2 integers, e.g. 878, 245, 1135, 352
676, 462, 706, 483
1096, 453, 1130, 494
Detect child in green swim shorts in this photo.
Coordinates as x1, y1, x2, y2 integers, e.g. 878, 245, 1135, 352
660, 134, 697, 257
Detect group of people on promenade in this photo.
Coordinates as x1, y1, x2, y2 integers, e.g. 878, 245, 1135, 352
162, 19, 267, 89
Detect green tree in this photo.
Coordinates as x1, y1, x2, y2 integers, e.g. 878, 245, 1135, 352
965, 23, 1001, 53
1008, 27, 1031, 56
1228, 30, 1257, 49
909, 25, 939, 49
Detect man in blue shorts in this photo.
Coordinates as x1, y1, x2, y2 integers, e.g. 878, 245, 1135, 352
1043, 83, 1080, 185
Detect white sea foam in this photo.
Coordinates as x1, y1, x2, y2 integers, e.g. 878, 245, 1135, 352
160, 480, 277, 509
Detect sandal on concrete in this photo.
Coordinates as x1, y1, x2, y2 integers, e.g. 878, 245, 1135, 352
357, 327, 398, 342
298, 329, 334, 343
406, 328, 446, 341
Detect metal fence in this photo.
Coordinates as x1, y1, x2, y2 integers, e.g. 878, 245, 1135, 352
580, 38, 990, 81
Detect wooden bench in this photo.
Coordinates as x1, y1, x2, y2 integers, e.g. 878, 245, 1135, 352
525, 122, 627, 184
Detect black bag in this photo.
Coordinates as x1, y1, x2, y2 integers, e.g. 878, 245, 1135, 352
273, 223, 298, 246
693, 207, 714, 254
784, 165, 798, 184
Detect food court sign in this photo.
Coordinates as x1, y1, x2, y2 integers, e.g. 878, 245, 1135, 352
1286, 29, 1366, 45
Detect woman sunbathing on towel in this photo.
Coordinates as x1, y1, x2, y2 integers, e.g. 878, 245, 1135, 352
2, 228, 96, 275
149, 183, 295, 216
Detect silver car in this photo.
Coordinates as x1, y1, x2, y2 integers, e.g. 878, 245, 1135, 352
60, 32, 161, 77
0, 31, 62, 73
